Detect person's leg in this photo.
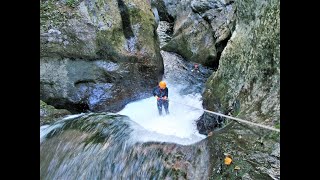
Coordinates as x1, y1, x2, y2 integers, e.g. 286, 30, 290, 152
163, 100, 169, 115
157, 100, 163, 115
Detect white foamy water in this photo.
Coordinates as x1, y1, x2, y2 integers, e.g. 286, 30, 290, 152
40, 113, 85, 143
118, 81, 206, 145
40, 123, 63, 143
62, 113, 85, 120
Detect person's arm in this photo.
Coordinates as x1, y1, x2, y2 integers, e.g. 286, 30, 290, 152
163, 88, 168, 100
153, 87, 157, 96
153, 87, 160, 100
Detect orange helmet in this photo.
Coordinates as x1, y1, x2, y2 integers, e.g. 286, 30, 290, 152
159, 81, 166, 89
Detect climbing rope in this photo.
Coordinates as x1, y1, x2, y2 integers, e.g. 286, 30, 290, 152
168, 99, 280, 132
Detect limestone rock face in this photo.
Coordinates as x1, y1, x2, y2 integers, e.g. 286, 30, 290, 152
203, 0, 280, 128
40, 0, 164, 112
156, 0, 236, 67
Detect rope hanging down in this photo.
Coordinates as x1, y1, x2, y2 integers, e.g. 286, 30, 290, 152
168, 99, 280, 132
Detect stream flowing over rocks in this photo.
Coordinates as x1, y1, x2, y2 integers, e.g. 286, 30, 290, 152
40, 0, 280, 179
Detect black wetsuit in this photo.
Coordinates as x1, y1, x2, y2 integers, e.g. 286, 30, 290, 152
153, 86, 169, 115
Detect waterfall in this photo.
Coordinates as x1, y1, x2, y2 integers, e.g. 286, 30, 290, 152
40, 20, 213, 180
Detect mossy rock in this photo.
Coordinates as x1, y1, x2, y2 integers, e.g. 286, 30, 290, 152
40, 100, 71, 126
202, 0, 280, 126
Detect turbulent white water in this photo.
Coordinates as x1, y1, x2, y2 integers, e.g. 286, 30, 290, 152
40, 82, 207, 146
118, 80, 206, 145
40, 113, 85, 143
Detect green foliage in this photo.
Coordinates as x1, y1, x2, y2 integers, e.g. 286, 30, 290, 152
66, 0, 78, 8
274, 122, 280, 129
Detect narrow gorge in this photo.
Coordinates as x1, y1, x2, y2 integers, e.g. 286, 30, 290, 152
40, 0, 280, 179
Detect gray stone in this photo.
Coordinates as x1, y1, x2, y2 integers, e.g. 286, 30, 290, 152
271, 143, 280, 158
40, 100, 71, 126
158, 0, 236, 67
40, 0, 163, 113
203, 0, 280, 127
242, 173, 253, 180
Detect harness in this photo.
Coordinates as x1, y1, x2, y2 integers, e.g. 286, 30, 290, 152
157, 86, 166, 97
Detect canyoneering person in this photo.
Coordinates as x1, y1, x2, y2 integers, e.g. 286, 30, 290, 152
191, 63, 200, 73
153, 81, 169, 116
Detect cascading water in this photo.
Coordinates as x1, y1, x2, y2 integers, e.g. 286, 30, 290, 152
40, 20, 214, 179
40, 113, 210, 179
117, 81, 206, 144
117, 51, 213, 145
